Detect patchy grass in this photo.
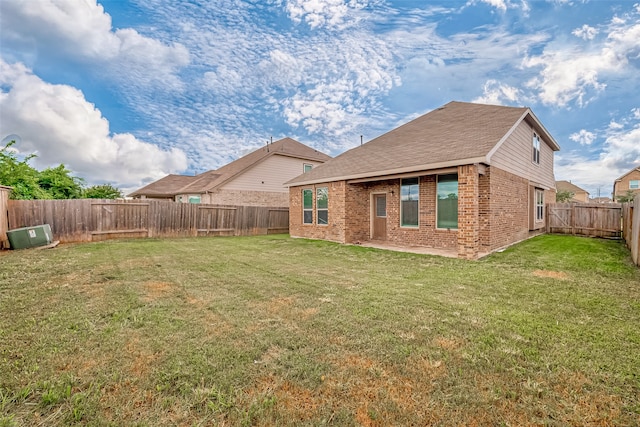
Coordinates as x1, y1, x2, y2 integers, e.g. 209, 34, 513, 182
0, 234, 638, 426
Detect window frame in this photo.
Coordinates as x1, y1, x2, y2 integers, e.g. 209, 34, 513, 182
188, 195, 201, 204
535, 188, 544, 222
303, 163, 313, 173
316, 187, 328, 225
532, 133, 541, 165
400, 177, 419, 228
436, 174, 459, 230
302, 189, 313, 225
630, 180, 639, 190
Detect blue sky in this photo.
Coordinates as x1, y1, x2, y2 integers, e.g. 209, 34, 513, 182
1, 0, 639, 198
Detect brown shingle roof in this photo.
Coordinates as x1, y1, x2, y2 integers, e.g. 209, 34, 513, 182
555, 180, 588, 194
287, 101, 559, 186
128, 174, 197, 198
128, 137, 330, 197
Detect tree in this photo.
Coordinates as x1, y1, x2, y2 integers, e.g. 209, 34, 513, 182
556, 190, 574, 202
616, 190, 636, 203
0, 140, 114, 200
0, 140, 49, 199
38, 164, 84, 199
83, 184, 123, 199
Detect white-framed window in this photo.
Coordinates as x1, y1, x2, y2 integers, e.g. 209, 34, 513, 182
316, 187, 328, 225
303, 163, 313, 173
437, 174, 458, 229
188, 195, 201, 204
630, 180, 639, 189
536, 189, 544, 221
400, 178, 419, 227
302, 189, 313, 224
532, 133, 541, 164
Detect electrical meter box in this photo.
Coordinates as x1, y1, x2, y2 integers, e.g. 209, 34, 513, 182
7, 224, 53, 249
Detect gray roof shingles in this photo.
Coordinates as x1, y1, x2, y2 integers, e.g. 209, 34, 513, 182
287, 101, 556, 186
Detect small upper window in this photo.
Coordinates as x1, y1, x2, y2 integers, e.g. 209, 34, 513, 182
188, 195, 201, 204
303, 164, 313, 173
532, 133, 541, 164
630, 180, 639, 189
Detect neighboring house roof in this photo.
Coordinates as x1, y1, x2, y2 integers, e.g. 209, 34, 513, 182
287, 101, 560, 186
128, 137, 330, 198
555, 180, 589, 195
613, 166, 640, 183
128, 174, 197, 198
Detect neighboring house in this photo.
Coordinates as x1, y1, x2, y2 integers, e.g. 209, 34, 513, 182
286, 101, 560, 260
129, 138, 331, 206
613, 166, 640, 201
555, 180, 589, 202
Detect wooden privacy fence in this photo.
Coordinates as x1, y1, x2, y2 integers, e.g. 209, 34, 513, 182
6, 199, 289, 244
546, 203, 623, 239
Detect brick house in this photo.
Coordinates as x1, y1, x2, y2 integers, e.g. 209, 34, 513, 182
129, 138, 330, 206
286, 101, 560, 259
613, 166, 640, 201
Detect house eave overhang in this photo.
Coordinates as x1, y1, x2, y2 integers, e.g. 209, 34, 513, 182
286, 157, 488, 187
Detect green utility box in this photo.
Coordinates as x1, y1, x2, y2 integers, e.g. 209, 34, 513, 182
7, 224, 53, 249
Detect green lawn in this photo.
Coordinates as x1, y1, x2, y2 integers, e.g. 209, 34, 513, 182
0, 234, 638, 426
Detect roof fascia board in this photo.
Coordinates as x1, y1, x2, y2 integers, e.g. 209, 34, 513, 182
287, 157, 487, 187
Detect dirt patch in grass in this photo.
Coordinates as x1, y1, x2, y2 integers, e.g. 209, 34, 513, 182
434, 336, 464, 351
125, 333, 159, 377
533, 269, 569, 279
141, 281, 176, 302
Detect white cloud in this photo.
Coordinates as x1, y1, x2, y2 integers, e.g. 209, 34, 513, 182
569, 129, 595, 145
283, 0, 376, 29
572, 24, 598, 40
473, 79, 524, 105
0, 60, 187, 188
479, 0, 508, 12
0, 0, 189, 88
608, 120, 624, 130
523, 5, 640, 107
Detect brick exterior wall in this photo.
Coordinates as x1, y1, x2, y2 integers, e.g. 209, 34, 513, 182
483, 167, 530, 252
289, 165, 549, 259
458, 165, 480, 259
205, 190, 289, 207
289, 182, 347, 243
